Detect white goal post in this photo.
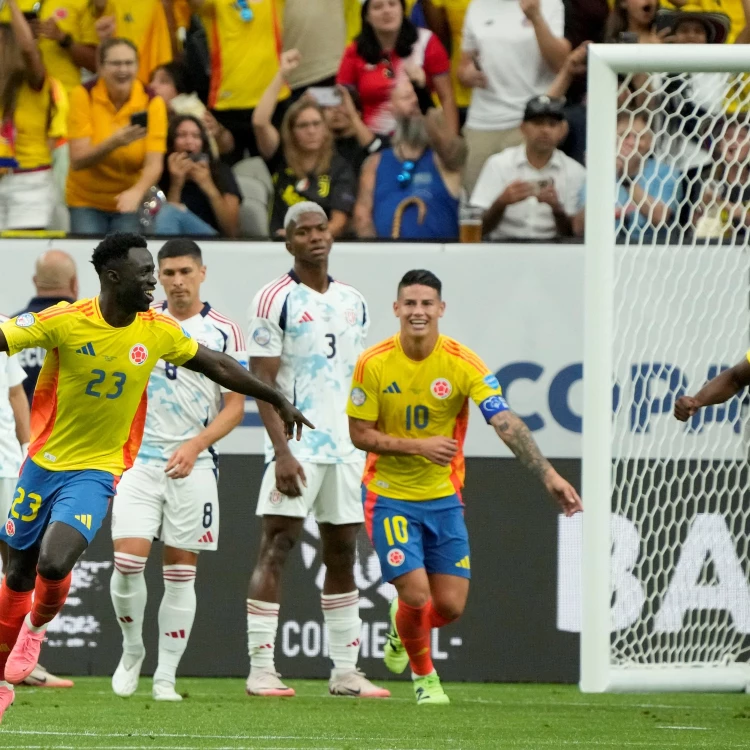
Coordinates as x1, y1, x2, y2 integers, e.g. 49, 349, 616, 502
582, 44, 750, 693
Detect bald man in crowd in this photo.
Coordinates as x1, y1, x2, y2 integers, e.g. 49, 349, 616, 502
14, 250, 79, 404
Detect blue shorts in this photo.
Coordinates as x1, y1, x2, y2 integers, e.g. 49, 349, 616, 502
363, 489, 471, 583
0, 459, 117, 550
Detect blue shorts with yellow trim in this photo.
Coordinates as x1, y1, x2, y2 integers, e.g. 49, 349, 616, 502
0, 459, 117, 550
363, 488, 471, 583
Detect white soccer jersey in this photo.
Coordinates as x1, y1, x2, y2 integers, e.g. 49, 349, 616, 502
137, 302, 247, 468
0, 315, 26, 478
248, 270, 369, 464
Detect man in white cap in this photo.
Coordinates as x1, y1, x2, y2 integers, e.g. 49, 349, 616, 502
244, 202, 389, 699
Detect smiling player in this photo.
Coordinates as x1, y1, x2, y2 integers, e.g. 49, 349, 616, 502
347, 269, 582, 706
0, 233, 311, 723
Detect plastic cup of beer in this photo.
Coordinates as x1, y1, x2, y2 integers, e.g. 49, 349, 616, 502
459, 204, 483, 243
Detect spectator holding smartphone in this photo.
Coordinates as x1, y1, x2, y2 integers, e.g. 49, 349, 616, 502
0, 0, 68, 231
470, 95, 585, 240
65, 38, 167, 235
154, 114, 242, 237
254, 49, 357, 238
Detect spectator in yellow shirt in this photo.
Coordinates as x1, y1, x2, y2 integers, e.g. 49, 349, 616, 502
66, 38, 167, 235
190, 0, 290, 165
0, 0, 68, 231
33, 0, 101, 94
93, 0, 178, 87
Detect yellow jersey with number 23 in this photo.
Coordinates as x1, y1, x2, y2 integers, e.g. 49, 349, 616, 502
0, 299, 198, 477
347, 334, 508, 501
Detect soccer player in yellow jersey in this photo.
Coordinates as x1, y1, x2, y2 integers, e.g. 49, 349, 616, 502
347, 269, 582, 706
0, 233, 311, 723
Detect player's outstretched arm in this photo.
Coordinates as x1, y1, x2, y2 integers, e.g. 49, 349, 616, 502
349, 417, 459, 465
182, 345, 314, 440
674, 357, 750, 421
490, 410, 582, 516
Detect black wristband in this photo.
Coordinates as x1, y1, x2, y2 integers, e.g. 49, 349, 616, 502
412, 82, 435, 115
58, 33, 73, 49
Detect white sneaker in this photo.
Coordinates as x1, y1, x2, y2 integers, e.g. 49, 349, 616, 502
112, 650, 145, 697
245, 669, 295, 697
329, 668, 390, 698
152, 680, 182, 702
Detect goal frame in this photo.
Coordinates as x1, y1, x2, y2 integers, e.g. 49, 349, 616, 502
581, 44, 750, 694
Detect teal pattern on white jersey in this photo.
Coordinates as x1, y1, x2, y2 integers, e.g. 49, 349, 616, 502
0, 314, 26, 478
248, 271, 369, 464
137, 302, 247, 468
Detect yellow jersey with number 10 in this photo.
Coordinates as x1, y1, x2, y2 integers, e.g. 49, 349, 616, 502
347, 334, 508, 501
0, 299, 198, 476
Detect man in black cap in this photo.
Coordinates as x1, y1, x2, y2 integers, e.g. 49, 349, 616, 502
470, 94, 585, 241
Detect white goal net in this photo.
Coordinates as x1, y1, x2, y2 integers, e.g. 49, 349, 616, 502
582, 45, 750, 693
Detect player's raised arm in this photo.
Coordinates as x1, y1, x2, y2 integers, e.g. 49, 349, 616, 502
490, 410, 582, 517
674, 356, 750, 421
181, 345, 314, 439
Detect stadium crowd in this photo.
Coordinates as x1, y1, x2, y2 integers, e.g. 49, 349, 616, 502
2, 0, 750, 243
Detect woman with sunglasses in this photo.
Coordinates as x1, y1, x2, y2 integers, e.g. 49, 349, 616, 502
253, 49, 357, 239
337, 0, 456, 137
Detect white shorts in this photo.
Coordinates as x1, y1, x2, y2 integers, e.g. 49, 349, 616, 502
0, 169, 55, 230
0, 478, 16, 522
112, 463, 219, 552
256, 461, 365, 526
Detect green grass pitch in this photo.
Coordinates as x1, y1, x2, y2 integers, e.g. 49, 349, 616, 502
2, 678, 750, 749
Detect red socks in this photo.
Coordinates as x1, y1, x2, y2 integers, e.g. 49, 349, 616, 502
425, 600, 453, 629
30, 573, 71, 629
395, 600, 433, 676
0, 582, 33, 680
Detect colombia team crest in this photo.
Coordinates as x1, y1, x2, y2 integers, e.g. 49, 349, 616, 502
5, 518, 15, 537
129, 344, 149, 365
387, 549, 405, 567
431, 378, 452, 399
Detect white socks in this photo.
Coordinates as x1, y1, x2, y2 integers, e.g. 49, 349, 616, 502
246, 599, 280, 673
110, 553, 148, 669
322, 591, 361, 676
154, 565, 197, 686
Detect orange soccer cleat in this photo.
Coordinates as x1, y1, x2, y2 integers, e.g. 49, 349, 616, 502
4, 620, 46, 685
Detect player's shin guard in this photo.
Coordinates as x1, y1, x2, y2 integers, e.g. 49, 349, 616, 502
110, 553, 148, 664
395, 600, 433, 677
247, 599, 280, 672
0, 583, 33, 680
30, 572, 72, 629
321, 591, 361, 675
154, 565, 197, 685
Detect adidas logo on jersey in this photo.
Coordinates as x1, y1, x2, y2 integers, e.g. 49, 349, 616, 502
198, 530, 214, 543
383, 382, 401, 394
75, 342, 96, 356
298, 311, 314, 323
455, 556, 470, 570
74, 514, 92, 530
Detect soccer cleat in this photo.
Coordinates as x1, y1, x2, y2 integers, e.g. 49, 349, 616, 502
112, 651, 145, 697
4, 621, 46, 684
152, 680, 183, 702
383, 598, 409, 674
245, 669, 295, 697
22, 663, 74, 688
329, 668, 391, 698
413, 672, 450, 706
0, 683, 14, 724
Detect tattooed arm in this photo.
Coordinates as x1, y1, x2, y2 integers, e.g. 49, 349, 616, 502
490, 410, 583, 516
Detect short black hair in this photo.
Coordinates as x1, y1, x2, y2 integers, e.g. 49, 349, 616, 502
397, 269, 442, 297
98, 37, 139, 66
150, 61, 189, 95
91, 233, 148, 274
157, 238, 203, 263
